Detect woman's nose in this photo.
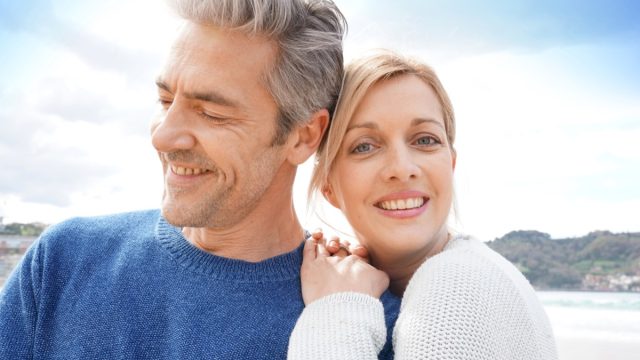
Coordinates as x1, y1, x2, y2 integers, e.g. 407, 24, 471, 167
380, 144, 420, 182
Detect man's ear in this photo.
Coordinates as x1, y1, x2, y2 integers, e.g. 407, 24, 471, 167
322, 183, 340, 209
286, 109, 329, 165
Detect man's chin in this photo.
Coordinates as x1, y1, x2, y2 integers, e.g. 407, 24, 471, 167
160, 204, 209, 228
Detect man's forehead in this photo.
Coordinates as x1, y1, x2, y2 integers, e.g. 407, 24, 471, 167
172, 21, 276, 56
162, 23, 277, 78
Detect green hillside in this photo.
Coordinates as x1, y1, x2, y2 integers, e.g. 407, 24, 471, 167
487, 230, 640, 291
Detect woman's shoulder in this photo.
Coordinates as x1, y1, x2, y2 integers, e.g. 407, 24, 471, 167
406, 234, 539, 305
397, 234, 557, 358
425, 234, 527, 278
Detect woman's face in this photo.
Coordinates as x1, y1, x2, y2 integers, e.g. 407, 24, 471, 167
325, 74, 456, 263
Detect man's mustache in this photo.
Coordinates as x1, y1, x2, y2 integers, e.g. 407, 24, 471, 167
164, 151, 221, 175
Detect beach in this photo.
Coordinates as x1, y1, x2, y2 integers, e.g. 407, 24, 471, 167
555, 337, 639, 360
539, 291, 640, 360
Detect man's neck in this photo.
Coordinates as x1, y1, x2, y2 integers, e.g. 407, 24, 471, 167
182, 201, 304, 263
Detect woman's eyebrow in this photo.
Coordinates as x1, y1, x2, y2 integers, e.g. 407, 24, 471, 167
412, 117, 445, 129
346, 122, 378, 132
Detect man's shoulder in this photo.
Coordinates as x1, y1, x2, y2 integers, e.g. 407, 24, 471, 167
44, 209, 159, 235
38, 209, 161, 252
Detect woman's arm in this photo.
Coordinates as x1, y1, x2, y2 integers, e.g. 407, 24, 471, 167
288, 237, 389, 359
393, 244, 556, 360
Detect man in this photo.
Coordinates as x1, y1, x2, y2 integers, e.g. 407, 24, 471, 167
0, 0, 400, 358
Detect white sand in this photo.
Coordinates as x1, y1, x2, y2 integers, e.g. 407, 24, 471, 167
556, 337, 640, 360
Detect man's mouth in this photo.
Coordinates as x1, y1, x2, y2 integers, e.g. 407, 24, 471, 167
375, 197, 426, 210
170, 165, 211, 176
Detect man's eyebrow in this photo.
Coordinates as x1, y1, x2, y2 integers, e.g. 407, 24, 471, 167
155, 77, 239, 108
184, 90, 239, 108
155, 78, 172, 93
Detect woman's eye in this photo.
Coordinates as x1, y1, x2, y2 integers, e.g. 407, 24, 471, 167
353, 142, 373, 154
415, 136, 440, 146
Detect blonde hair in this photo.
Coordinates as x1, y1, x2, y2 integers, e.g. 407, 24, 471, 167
169, 0, 347, 144
309, 51, 456, 199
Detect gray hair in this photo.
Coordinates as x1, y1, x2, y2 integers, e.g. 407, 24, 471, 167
169, 0, 347, 145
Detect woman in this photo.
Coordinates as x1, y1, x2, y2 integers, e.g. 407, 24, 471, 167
288, 52, 558, 359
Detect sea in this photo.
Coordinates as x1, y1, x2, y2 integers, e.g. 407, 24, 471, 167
538, 291, 640, 360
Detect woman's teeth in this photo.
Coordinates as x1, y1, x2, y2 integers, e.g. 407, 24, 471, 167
378, 197, 425, 210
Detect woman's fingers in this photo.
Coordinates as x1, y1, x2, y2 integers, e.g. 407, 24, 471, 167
302, 236, 317, 263
309, 228, 332, 258
317, 242, 330, 257
326, 237, 350, 258
325, 236, 369, 260
311, 229, 324, 241
334, 246, 350, 258
350, 244, 369, 261
326, 236, 341, 254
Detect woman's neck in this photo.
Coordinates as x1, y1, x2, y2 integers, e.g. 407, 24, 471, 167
370, 231, 451, 297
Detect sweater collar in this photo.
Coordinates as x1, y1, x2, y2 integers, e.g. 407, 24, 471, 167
155, 216, 306, 282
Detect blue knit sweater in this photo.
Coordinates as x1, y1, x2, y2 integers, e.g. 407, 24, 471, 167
0, 210, 400, 359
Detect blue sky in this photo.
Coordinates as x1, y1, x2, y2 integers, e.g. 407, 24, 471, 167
0, 0, 638, 240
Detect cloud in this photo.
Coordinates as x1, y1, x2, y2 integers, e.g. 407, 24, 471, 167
0, 109, 116, 206
438, 47, 640, 239
0, 0, 170, 220
0, 0, 166, 84
43, 22, 161, 83
1, 0, 638, 240
0, 49, 160, 206
338, 0, 640, 59
0, 96, 160, 209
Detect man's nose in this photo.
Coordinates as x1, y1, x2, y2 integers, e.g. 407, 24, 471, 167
150, 104, 196, 152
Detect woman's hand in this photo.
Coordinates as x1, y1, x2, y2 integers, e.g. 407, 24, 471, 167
322, 233, 370, 260
301, 232, 389, 305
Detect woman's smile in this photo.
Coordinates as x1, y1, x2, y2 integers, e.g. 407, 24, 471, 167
373, 191, 429, 219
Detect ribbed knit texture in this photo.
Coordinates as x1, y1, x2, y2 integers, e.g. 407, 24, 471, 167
289, 235, 558, 360
0, 210, 401, 359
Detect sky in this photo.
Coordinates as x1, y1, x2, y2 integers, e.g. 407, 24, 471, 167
0, 0, 638, 240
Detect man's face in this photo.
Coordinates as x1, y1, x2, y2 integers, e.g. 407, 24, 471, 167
151, 22, 287, 228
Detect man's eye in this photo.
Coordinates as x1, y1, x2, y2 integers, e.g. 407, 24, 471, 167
200, 112, 228, 123
157, 99, 172, 108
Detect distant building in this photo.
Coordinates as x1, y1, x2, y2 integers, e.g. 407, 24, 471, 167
0, 216, 4, 232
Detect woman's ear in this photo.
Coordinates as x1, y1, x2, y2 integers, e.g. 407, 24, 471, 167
451, 147, 457, 171
286, 109, 329, 165
322, 183, 340, 209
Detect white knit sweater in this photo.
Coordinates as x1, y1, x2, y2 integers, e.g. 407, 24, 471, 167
288, 235, 558, 359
